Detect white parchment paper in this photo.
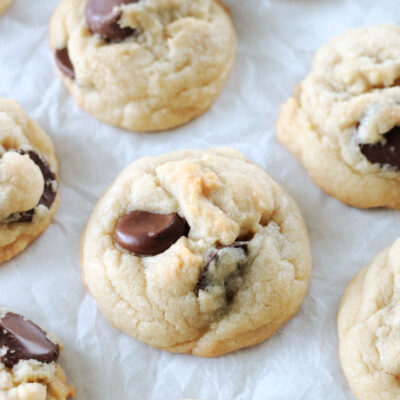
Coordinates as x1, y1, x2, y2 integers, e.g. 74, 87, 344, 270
1, 0, 400, 399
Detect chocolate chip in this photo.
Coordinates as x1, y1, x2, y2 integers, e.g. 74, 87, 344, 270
0, 312, 59, 368
113, 211, 189, 255
359, 126, 400, 170
85, 0, 139, 42
55, 48, 75, 79
195, 242, 248, 302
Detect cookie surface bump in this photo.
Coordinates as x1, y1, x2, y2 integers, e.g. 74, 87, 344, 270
81, 148, 311, 357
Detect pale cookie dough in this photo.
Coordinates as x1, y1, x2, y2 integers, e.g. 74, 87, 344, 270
338, 238, 400, 399
0, 308, 75, 400
0, 99, 59, 264
81, 148, 311, 357
277, 25, 400, 209
49, 0, 236, 132
0, 0, 13, 15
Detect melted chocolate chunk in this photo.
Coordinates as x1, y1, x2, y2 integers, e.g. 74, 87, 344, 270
359, 126, 400, 170
85, 0, 139, 42
0, 312, 59, 368
195, 242, 248, 302
55, 48, 75, 79
113, 211, 189, 256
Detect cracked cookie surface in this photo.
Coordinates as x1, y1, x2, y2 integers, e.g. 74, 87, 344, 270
277, 25, 400, 208
338, 239, 400, 399
49, 0, 236, 132
81, 148, 311, 357
0, 99, 59, 264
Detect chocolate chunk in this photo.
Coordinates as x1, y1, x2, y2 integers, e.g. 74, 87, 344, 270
195, 242, 248, 302
359, 126, 400, 170
113, 211, 189, 255
0, 312, 59, 368
85, 0, 138, 42
19, 150, 57, 209
55, 48, 75, 79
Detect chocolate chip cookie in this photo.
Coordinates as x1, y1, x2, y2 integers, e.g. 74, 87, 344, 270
0, 99, 59, 264
81, 148, 311, 357
0, 308, 75, 399
277, 25, 400, 208
49, 0, 236, 132
0, 0, 13, 15
338, 238, 400, 399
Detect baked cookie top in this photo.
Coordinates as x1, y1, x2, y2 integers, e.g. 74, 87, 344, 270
277, 25, 400, 208
0, 308, 75, 399
49, 0, 236, 132
81, 148, 311, 357
338, 239, 400, 399
0, 99, 59, 264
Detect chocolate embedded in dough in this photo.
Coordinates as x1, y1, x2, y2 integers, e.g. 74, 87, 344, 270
4, 150, 57, 224
0, 312, 59, 368
359, 126, 400, 170
195, 242, 248, 302
19, 150, 57, 209
85, 0, 139, 42
113, 211, 189, 255
6, 210, 35, 224
55, 48, 75, 79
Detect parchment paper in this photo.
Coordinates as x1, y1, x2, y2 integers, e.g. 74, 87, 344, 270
1, 0, 400, 399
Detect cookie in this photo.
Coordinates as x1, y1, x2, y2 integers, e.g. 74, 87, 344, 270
81, 148, 311, 357
277, 25, 400, 209
0, 308, 75, 399
338, 239, 400, 399
0, 0, 13, 15
49, 0, 236, 132
0, 99, 59, 264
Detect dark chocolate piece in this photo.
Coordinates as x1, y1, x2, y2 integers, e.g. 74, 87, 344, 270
113, 211, 189, 255
0, 312, 59, 368
359, 126, 400, 170
85, 0, 138, 42
55, 48, 75, 79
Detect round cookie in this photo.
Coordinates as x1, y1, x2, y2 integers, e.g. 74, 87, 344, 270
81, 148, 311, 357
338, 238, 400, 399
0, 0, 13, 15
0, 308, 75, 399
49, 0, 236, 132
277, 25, 400, 209
0, 99, 59, 264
